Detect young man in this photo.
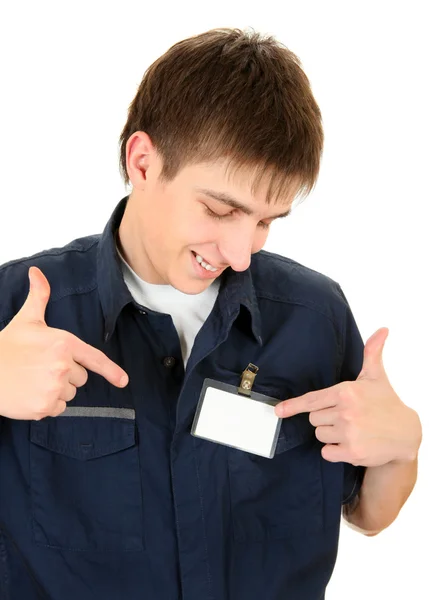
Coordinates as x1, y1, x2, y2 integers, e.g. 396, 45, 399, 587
0, 28, 421, 600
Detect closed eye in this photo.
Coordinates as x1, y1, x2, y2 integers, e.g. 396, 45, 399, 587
204, 206, 271, 230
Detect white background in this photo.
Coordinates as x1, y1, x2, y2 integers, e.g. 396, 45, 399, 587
0, 1, 427, 598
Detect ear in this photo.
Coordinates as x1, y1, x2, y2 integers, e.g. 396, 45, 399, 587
126, 132, 154, 188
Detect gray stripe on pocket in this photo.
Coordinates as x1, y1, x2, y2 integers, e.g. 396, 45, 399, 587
58, 407, 135, 419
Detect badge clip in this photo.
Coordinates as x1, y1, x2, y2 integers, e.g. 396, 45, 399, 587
238, 363, 259, 396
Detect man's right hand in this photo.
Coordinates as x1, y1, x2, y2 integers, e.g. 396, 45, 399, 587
0, 266, 129, 420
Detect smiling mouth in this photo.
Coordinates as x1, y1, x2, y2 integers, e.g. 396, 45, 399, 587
191, 251, 221, 272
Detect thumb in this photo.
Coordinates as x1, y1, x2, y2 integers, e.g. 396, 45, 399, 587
16, 266, 51, 325
357, 327, 389, 381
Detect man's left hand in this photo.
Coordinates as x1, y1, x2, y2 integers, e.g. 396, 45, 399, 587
274, 328, 422, 467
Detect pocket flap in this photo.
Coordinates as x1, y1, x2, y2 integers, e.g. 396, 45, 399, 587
275, 412, 316, 454
30, 407, 136, 461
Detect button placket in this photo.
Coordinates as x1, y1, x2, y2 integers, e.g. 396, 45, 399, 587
163, 357, 176, 368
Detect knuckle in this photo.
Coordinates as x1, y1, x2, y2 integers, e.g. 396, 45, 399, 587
32, 413, 45, 421
37, 399, 53, 415
340, 409, 355, 423
33, 402, 51, 419
338, 382, 355, 400
49, 360, 70, 377
45, 381, 64, 399
305, 394, 318, 409
93, 353, 104, 371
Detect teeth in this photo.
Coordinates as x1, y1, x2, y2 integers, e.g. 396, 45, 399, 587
195, 253, 218, 272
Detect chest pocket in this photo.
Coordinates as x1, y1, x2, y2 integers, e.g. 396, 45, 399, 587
29, 410, 143, 552
227, 385, 324, 543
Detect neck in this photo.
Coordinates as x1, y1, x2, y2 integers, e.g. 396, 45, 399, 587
117, 193, 164, 284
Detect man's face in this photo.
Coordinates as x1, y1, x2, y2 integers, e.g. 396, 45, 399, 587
122, 140, 297, 295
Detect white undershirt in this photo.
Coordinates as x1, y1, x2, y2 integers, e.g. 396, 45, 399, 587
116, 244, 220, 367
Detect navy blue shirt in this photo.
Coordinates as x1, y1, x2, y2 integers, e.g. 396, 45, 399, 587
0, 196, 365, 600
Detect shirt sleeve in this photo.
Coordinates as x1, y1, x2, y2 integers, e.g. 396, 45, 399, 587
0, 319, 7, 435
335, 285, 367, 505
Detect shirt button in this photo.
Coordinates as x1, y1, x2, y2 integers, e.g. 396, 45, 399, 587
139, 309, 147, 315
163, 356, 176, 368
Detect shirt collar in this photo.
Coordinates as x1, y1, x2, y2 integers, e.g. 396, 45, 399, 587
97, 195, 262, 346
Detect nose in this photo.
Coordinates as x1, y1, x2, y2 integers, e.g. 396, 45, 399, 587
218, 231, 254, 272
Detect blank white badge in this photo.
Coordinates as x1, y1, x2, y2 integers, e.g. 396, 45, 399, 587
191, 379, 282, 459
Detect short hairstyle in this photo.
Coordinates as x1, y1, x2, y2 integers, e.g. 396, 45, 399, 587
119, 27, 324, 205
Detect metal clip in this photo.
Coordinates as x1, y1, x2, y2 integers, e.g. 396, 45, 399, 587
238, 363, 259, 396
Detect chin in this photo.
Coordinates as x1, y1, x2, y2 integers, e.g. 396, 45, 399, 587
179, 282, 212, 295
170, 276, 213, 295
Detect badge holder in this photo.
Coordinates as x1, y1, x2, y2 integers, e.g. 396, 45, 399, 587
191, 364, 282, 459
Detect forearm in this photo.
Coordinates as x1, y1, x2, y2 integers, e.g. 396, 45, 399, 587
343, 455, 418, 535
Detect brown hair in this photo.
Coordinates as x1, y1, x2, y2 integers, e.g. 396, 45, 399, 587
119, 27, 324, 205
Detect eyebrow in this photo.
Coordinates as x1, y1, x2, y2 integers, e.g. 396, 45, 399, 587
194, 187, 292, 219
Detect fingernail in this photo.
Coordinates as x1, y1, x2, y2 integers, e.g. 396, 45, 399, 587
120, 375, 129, 387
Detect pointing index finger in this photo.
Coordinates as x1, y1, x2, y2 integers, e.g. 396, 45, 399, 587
69, 334, 129, 388
275, 388, 337, 418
